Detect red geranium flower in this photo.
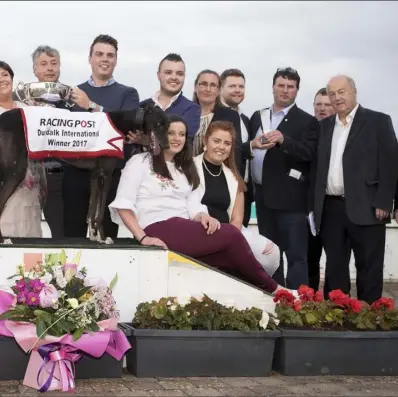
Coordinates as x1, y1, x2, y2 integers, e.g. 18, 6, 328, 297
371, 297, 395, 311
314, 291, 324, 302
293, 300, 302, 312
328, 289, 350, 306
297, 285, 315, 302
348, 298, 362, 313
273, 289, 295, 305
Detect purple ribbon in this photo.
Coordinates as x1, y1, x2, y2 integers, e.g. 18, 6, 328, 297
37, 343, 82, 393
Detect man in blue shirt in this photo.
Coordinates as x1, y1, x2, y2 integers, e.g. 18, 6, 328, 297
140, 53, 200, 142
65, 34, 140, 240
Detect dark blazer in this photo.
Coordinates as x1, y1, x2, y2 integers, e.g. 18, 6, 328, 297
244, 104, 319, 212
211, 104, 245, 178
313, 105, 398, 230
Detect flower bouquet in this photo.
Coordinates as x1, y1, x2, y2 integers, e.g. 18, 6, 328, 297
273, 284, 398, 330
0, 250, 131, 392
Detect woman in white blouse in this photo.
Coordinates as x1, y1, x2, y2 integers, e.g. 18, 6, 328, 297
193, 120, 280, 277
0, 61, 46, 238
109, 115, 285, 295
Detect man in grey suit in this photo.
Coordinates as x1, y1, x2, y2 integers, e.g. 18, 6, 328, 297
313, 75, 398, 304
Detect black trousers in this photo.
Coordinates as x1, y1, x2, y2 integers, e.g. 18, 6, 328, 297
320, 196, 385, 304
62, 166, 121, 239
254, 184, 309, 289
43, 171, 65, 239
307, 231, 323, 291
243, 188, 252, 228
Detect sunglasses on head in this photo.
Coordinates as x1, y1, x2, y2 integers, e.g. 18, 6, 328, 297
277, 67, 298, 74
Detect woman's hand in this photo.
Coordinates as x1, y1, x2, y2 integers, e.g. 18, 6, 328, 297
262, 242, 275, 255
199, 214, 221, 235
140, 236, 168, 249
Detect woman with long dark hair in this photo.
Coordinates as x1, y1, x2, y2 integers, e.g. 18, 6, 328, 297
109, 115, 287, 295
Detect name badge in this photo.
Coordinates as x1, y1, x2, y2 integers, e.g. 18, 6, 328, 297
289, 169, 302, 180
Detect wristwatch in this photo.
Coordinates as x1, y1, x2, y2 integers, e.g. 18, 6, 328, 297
88, 101, 97, 112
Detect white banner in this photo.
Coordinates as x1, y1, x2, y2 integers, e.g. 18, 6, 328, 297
21, 107, 124, 159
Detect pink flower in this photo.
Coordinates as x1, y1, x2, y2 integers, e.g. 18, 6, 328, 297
17, 291, 27, 304
64, 263, 77, 281
29, 279, 44, 293
26, 292, 40, 307
39, 284, 59, 308
15, 279, 26, 292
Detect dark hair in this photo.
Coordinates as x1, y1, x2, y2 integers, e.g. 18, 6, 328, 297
192, 69, 222, 109
272, 67, 300, 89
220, 68, 245, 85
89, 34, 118, 56
204, 120, 246, 193
313, 87, 328, 102
152, 114, 200, 190
158, 53, 184, 71
0, 61, 14, 80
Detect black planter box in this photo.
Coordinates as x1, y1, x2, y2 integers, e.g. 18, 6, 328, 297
273, 328, 398, 376
0, 335, 123, 380
120, 322, 280, 377
0, 336, 30, 380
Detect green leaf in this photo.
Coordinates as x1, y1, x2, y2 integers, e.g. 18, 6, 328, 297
75, 286, 92, 299
154, 303, 168, 319
109, 273, 118, 291
305, 312, 317, 325
34, 310, 52, 322
60, 249, 67, 266
72, 327, 84, 341
36, 319, 47, 339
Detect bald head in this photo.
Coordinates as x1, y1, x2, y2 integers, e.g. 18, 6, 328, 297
327, 75, 358, 118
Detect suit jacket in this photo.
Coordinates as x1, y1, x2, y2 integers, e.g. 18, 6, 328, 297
244, 104, 319, 212
313, 105, 398, 230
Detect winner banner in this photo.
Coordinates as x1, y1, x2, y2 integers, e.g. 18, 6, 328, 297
21, 107, 124, 159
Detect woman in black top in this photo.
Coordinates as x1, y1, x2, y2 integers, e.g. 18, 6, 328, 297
194, 120, 282, 278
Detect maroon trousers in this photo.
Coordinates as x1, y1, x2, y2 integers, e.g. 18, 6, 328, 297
144, 217, 278, 293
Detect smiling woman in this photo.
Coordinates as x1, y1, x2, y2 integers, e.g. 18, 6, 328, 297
0, 61, 46, 238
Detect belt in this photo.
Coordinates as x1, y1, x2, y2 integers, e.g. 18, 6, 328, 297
326, 194, 345, 200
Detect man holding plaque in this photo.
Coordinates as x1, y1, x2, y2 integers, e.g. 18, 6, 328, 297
63, 34, 140, 240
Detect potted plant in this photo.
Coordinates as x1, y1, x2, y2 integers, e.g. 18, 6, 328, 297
272, 285, 398, 376
120, 294, 280, 377
0, 250, 131, 390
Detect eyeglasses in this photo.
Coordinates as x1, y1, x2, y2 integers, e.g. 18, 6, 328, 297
277, 67, 298, 74
198, 82, 219, 90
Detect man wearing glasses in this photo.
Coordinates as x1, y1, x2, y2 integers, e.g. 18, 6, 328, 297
244, 67, 319, 289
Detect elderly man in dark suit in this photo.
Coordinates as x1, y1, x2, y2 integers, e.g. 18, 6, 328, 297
313, 75, 398, 304
244, 67, 319, 289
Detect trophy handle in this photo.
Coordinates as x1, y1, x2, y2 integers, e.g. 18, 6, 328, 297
14, 81, 33, 105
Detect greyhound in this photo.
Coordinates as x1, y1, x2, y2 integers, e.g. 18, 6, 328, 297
0, 104, 169, 244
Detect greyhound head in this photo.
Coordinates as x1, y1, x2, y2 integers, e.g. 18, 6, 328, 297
111, 104, 170, 155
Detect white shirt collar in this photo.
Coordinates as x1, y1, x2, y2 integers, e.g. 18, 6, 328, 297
336, 103, 359, 127
152, 90, 182, 110
271, 102, 295, 116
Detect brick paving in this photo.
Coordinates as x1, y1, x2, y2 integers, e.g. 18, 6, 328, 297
1, 283, 398, 396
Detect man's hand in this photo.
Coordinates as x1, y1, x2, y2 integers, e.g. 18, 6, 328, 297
264, 129, 284, 145
376, 208, 390, 221
125, 131, 150, 146
251, 134, 276, 150
70, 87, 91, 110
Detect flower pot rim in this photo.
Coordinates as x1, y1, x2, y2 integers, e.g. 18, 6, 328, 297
278, 327, 398, 339
120, 323, 280, 338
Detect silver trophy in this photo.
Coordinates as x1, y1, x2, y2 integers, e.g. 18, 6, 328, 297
14, 81, 74, 108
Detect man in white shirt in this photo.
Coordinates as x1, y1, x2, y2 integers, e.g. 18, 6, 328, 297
220, 68, 252, 226
313, 75, 398, 303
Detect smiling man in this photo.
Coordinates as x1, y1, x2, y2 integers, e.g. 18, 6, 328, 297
140, 53, 200, 141
63, 34, 140, 241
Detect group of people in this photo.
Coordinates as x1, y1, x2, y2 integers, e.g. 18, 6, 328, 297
0, 33, 397, 304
